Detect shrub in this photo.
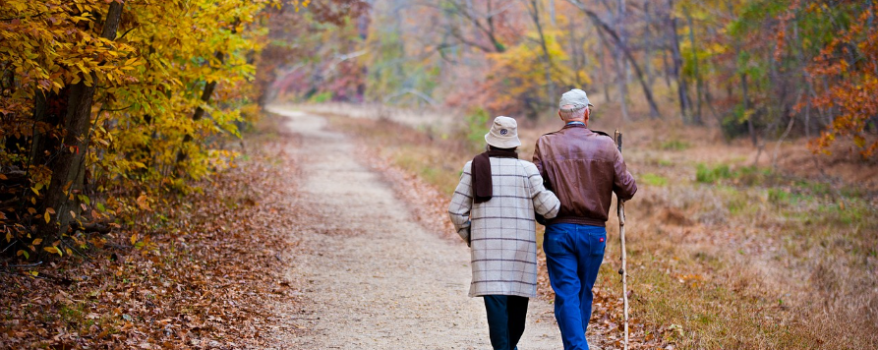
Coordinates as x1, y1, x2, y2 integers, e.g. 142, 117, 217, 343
641, 173, 669, 186
464, 107, 491, 150
696, 164, 732, 183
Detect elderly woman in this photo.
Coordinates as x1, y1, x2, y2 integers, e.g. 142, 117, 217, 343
448, 116, 560, 350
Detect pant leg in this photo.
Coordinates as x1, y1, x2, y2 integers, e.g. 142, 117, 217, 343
484, 295, 511, 350
507, 296, 530, 350
544, 223, 587, 350
575, 225, 607, 349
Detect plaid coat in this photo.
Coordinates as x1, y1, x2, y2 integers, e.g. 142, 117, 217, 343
448, 157, 560, 298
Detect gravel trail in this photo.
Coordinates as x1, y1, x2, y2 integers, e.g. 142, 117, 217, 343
266, 106, 563, 349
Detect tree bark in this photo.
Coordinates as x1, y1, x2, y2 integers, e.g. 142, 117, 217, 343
29, 90, 67, 168
528, 0, 555, 113
570, 1, 661, 118
644, 2, 654, 86
615, 0, 629, 122
743, 74, 757, 147
668, 0, 689, 122
38, 1, 124, 239
685, 8, 703, 125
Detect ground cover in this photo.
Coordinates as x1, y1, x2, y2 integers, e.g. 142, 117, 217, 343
315, 105, 878, 349
1, 116, 304, 349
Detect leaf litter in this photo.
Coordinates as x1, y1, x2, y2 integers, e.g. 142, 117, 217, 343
1, 129, 305, 349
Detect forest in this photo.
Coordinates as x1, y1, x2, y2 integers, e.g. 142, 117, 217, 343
1, 0, 876, 348
272, 0, 877, 157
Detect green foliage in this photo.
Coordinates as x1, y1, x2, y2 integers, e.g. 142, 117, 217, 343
721, 104, 752, 139
696, 163, 732, 184
659, 140, 690, 151
310, 91, 333, 103
464, 107, 491, 150
640, 173, 669, 187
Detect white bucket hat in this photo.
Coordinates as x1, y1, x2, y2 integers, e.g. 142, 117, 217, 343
484, 116, 521, 149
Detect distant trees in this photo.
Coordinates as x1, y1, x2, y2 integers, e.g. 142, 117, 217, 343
279, 0, 876, 159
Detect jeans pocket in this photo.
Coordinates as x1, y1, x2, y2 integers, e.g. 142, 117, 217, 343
543, 225, 569, 255
590, 232, 607, 256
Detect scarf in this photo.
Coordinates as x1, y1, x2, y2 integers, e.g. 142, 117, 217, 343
472, 148, 518, 203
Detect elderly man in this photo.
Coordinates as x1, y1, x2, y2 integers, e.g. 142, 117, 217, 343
533, 89, 637, 350
449, 116, 560, 350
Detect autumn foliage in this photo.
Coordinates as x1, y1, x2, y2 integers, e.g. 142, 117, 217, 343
807, 1, 878, 158
0, 0, 299, 258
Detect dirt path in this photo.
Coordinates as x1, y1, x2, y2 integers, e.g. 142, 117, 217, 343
265, 106, 564, 349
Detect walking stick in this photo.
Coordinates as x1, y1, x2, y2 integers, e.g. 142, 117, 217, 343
614, 130, 630, 350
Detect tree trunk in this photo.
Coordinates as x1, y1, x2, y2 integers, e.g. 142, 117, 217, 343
29, 90, 67, 168
615, 0, 629, 122
685, 8, 703, 125
576, 5, 661, 118
568, 18, 584, 87
528, 0, 554, 113
662, 47, 672, 88
743, 74, 757, 147
668, 0, 689, 122
644, 2, 654, 86
598, 43, 612, 102
38, 1, 124, 240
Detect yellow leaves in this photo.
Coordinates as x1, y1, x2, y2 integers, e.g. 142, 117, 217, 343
43, 246, 63, 256
6, 0, 31, 13
2, 0, 278, 228
32, 238, 42, 246
30, 183, 42, 196
130, 233, 139, 246
44, 208, 55, 224
136, 193, 152, 211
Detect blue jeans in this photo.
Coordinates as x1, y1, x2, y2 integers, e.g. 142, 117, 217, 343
543, 223, 607, 350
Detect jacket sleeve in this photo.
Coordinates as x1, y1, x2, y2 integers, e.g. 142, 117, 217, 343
448, 162, 473, 241
613, 148, 637, 201
525, 163, 560, 219
532, 138, 545, 177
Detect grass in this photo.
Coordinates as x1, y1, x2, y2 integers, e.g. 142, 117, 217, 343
321, 108, 878, 349
660, 139, 691, 151
640, 173, 669, 186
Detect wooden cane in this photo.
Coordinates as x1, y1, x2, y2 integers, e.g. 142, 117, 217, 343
614, 130, 630, 350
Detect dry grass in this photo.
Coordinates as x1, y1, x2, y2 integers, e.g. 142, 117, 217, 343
309, 104, 878, 349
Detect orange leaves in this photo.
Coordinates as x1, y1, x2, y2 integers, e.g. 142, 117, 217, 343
0, 141, 304, 348
43, 246, 63, 256
136, 193, 152, 212
806, 3, 878, 159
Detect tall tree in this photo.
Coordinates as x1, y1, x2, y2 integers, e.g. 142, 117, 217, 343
37, 1, 125, 240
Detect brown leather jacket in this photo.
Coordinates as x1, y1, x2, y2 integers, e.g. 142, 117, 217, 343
533, 124, 637, 227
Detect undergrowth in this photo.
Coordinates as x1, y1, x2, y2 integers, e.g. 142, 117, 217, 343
325, 107, 878, 349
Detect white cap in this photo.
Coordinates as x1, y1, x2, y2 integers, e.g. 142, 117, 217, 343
559, 89, 594, 111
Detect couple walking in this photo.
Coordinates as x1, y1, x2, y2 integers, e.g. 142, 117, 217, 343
448, 89, 637, 350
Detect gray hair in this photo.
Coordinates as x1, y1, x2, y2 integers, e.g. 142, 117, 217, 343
559, 104, 587, 120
